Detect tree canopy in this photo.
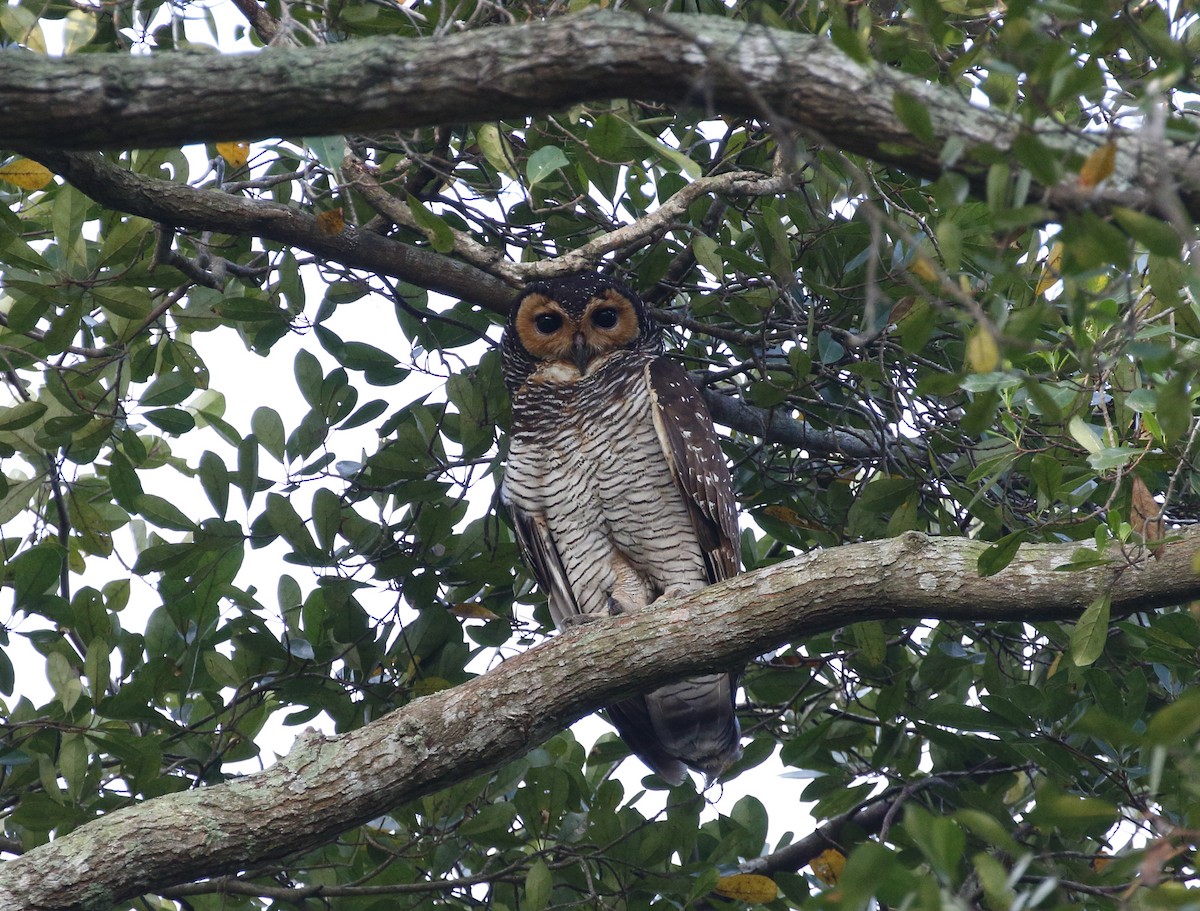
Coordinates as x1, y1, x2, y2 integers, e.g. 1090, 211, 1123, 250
2, 1, 1200, 910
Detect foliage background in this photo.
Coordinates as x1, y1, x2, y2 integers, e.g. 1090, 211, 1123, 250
2, 0, 1200, 908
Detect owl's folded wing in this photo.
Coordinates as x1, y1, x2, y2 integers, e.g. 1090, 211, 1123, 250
502, 489, 581, 627
646, 357, 741, 583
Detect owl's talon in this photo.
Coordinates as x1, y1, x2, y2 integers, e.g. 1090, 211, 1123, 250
560, 613, 599, 628
653, 585, 696, 605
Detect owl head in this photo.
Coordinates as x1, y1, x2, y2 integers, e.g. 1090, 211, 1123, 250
501, 273, 661, 392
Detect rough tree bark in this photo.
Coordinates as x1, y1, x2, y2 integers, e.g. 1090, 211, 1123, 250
1, 529, 1197, 911
5, 11, 1198, 220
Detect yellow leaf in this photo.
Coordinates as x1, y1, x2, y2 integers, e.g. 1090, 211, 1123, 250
448, 601, 501, 621
714, 874, 777, 904
810, 849, 846, 886
216, 141, 250, 169
1046, 651, 1062, 679
316, 208, 345, 235
1079, 141, 1116, 189
966, 327, 1000, 373
1036, 243, 1063, 296
0, 158, 53, 191
910, 254, 939, 283
761, 505, 806, 528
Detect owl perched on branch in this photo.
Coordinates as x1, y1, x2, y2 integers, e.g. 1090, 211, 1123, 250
500, 273, 742, 784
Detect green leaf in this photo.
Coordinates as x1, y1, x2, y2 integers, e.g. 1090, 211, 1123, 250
525, 859, 552, 911
97, 216, 153, 267
136, 494, 197, 532
8, 542, 65, 605
525, 145, 570, 185
215, 297, 288, 322
405, 193, 456, 254
107, 450, 143, 512
1029, 785, 1117, 832
851, 621, 887, 666
304, 136, 347, 171
294, 350, 324, 409
0, 401, 46, 431
692, 235, 723, 277
626, 126, 702, 179
312, 487, 340, 553
893, 92, 935, 144
236, 434, 259, 509
973, 853, 1015, 909
0, 647, 13, 696
140, 372, 193, 408
1111, 206, 1181, 257
198, 451, 229, 519
1144, 690, 1200, 745
144, 408, 196, 435
903, 806, 966, 880
817, 331, 844, 364
252, 407, 286, 463
91, 286, 151, 320
1067, 415, 1104, 454
977, 530, 1026, 577
0, 475, 41, 525
264, 493, 321, 562
1070, 594, 1110, 667
475, 123, 517, 177
1154, 373, 1191, 443
47, 652, 81, 711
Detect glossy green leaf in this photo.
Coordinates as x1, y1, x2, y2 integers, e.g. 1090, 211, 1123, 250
405, 193, 456, 254
1070, 594, 1110, 667
525, 146, 570, 185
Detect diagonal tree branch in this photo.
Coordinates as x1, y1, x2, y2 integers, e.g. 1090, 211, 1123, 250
1, 529, 1198, 911
22, 149, 517, 313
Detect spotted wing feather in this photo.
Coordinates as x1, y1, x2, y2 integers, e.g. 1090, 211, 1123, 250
646, 358, 740, 582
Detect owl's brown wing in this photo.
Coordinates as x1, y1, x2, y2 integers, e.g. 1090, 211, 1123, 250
646, 358, 740, 583
502, 488, 581, 627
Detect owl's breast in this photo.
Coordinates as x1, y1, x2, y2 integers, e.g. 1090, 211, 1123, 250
504, 356, 706, 615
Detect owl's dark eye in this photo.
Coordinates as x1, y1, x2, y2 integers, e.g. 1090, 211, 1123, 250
535, 312, 563, 334
592, 307, 619, 329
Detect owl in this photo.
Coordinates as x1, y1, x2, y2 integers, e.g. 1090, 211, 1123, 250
500, 272, 742, 784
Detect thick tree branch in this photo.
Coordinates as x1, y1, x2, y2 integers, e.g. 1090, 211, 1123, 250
2, 529, 1198, 911
5, 11, 1198, 220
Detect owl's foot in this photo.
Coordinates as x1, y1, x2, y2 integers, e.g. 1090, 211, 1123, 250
652, 585, 700, 605
606, 596, 637, 617
559, 613, 600, 628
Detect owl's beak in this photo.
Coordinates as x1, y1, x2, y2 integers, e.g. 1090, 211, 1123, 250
571, 332, 591, 374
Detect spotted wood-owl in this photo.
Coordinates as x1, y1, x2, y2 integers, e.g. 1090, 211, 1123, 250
500, 273, 742, 784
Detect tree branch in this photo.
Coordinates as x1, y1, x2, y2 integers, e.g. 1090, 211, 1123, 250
2, 529, 1198, 911
21, 149, 517, 314
699, 386, 920, 461
6, 11, 1197, 220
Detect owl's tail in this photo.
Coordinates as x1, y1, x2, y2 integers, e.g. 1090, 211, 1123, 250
606, 672, 742, 786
